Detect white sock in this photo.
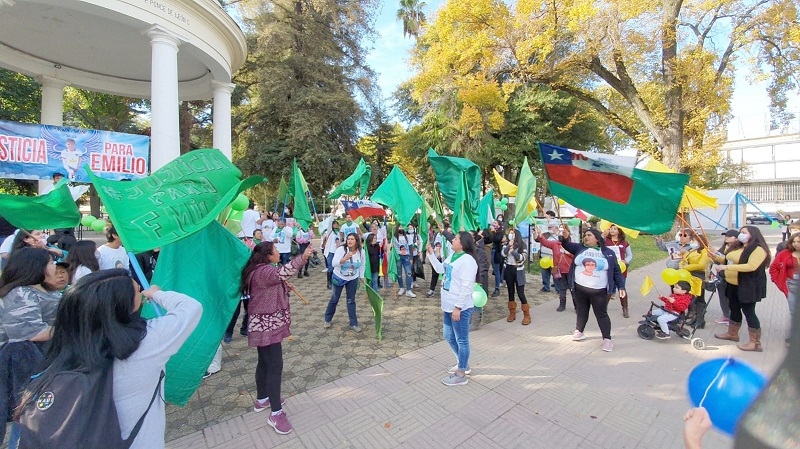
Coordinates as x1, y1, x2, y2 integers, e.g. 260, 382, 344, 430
257, 397, 268, 404
270, 410, 282, 416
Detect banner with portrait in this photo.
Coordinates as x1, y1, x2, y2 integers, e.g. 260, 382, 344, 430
0, 120, 150, 182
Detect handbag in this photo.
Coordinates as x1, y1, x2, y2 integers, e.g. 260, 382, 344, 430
331, 273, 347, 287
412, 256, 426, 280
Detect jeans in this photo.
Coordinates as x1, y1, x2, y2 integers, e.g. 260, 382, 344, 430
326, 253, 335, 272
326, 277, 359, 326
491, 249, 502, 290
652, 308, 679, 333
370, 272, 379, 290
255, 343, 283, 412
280, 252, 290, 265
7, 423, 19, 449
443, 307, 473, 371
396, 255, 413, 289
540, 267, 552, 291
787, 279, 799, 317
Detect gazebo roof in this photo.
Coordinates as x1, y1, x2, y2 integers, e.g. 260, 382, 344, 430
0, 0, 247, 100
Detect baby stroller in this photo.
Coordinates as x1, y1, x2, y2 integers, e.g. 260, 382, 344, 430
637, 302, 705, 350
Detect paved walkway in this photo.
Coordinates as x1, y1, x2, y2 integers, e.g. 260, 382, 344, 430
166, 233, 791, 449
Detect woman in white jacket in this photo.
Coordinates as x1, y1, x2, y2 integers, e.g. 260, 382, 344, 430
427, 231, 477, 387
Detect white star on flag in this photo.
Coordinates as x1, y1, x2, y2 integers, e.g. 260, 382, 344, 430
548, 149, 564, 161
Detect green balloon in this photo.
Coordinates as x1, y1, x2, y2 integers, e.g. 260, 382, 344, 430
494, 200, 502, 207
568, 218, 581, 226
231, 193, 249, 211
500, 204, 508, 211
81, 215, 98, 227
472, 284, 488, 307
90, 219, 107, 232
500, 197, 509, 205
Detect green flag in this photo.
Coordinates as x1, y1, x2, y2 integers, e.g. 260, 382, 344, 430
87, 149, 264, 253
428, 148, 481, 213
364, 247, 372, 291
141, 220, 252, 405
370, 166, 422, 226
290, 159, 313, 228
287, 158, 309, 198
513, 157, 537, 226
327, 158, 372, 200
419, 202, 429, 250
277, 176, 289, 203
0, 181, 80, 229
478, 189, 495, 229
365, 285, 384, 341
452, 173, 478, 232
387, 245, 399, 282
431, 184, 445, 228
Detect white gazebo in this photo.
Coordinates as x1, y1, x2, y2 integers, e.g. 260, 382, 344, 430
0, 0, 247, 179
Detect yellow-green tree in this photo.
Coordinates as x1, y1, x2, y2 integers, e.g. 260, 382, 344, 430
410, 0, 800, 174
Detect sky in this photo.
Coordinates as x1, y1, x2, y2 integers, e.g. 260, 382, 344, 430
366, 0, 800, 143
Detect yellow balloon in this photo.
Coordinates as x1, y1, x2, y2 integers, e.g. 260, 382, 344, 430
618, 260, 627, 273
676, 269, 693, 282
661, 268, 680, 285
539, 257, 553, 269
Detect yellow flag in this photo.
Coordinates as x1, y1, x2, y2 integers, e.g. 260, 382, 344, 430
640, 275, 655, 297
599, 219, 640, 239
493, 169, 518, 196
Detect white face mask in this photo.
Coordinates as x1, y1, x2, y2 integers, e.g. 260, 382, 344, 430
737, 233, 750, 244
689, 242, 699, 249
508, 232, 515, 241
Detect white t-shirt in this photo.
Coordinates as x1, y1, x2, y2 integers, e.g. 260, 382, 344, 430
73, 264, 93, 282
324, 229, 341, 256
331, 246, 366, 281
261, 219, 276, 236
340, 222, 360, 241
0, 230, 18, 255
98, 244, 130, 271
271, 226, 294, 254
428, 251, 477, 312
238, 209, 260, 238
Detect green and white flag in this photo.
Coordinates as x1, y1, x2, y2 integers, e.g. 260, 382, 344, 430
0, 180, 80, 229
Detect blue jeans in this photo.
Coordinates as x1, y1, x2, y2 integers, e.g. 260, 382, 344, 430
541, 267, 552, 291
326, 253, 335, 272
370, 272, 379, 290
280, 252, 290, 265
443, 308, 473, 371
491, 249, 501, 290
7, 422, 19, 449
396, 255, 413, 289
326, 277, 359, 326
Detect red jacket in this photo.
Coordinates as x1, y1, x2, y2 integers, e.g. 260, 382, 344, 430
537, 236, 574, 274
769, 249, 798, 298
659, 292, 692, 313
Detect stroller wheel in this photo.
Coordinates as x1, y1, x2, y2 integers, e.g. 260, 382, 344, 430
637, 324, 655, 340
691, 338, 705, 350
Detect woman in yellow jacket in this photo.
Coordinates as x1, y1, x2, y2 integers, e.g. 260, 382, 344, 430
680, 232, 710, 328
711, 226, 771, 352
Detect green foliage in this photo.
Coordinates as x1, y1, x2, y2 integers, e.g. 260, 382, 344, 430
233, 0, 378, 196
62, 88, 147, 133
0, 179, 37, 196
0, 68, 41, 124
396, 0, 427, 40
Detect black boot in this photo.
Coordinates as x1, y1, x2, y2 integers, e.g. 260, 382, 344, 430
695, 299, 707, 329
557, 298, 566, 312
491, 288, 500, 297
326, 272, 332, 289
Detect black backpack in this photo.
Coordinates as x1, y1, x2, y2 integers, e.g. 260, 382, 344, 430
17, 364, 163, 449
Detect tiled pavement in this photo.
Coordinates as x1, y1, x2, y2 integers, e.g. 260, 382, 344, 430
165, 233, 791, 449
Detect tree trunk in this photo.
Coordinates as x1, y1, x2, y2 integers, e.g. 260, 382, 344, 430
179, 101, 192, 155
89, 185, 102, 219
661, 0, 684, 171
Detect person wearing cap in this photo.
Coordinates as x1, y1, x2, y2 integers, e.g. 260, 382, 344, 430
711, 230, 741, 325
559, 227, 626, 352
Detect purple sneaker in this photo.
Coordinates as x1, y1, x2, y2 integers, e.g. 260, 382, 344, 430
268, 410, 293, 434
253, 397, 287, 412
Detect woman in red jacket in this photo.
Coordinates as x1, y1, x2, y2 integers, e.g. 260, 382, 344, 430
769, 231, 799, 329
535, 226, 575, 312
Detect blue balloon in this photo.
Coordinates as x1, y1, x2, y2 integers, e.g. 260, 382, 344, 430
687, 358, 766, 435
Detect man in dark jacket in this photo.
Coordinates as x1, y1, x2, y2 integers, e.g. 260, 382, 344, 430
471, 229, 490, 331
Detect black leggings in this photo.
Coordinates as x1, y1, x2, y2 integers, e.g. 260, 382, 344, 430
255, 343, 284, 412
574, 283, 612, 339
726, 283, 761, 329
226, 297, 249, 335
299, 243, 311, 273
504, 266, 527, 304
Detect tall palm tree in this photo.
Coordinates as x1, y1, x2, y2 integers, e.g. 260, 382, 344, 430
396, 0, 427, 40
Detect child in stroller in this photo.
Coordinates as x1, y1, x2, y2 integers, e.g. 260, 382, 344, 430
651, 281, 693, 338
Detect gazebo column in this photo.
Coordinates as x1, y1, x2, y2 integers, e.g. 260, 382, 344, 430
211, 80, 235, 161
37, 76, 66, 194
145, 25, 182, 171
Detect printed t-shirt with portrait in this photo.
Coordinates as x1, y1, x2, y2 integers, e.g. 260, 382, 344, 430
332, 247, 365, 281
340, 222, 360, 240
573, 248, 609, 290
97, 245, 130, 271
324, 229, 341, 255
271, 226, 294, 254
443, 252, 469, 292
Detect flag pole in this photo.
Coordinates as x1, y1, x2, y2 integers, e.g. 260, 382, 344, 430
308, 190, 319, 222
289, 284, 310, 304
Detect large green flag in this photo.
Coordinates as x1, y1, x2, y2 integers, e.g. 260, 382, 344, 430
142, 221, 251, 405
478, 189, 495, 229
370, 166, 422, 226
277, 176, 289, 203
387, 245, 399, 282
0, 181, 80, 229
514, 157, 537, 226
87, 149, 264, 253
365, 285, 384, 341
364, 250, 372, 291
427, 149, 481, 213
452, 173, 478, 232
431, 184, 445, 228
327, 158, 372, 200
287, 157, 309, 198
290, 159, 313, 228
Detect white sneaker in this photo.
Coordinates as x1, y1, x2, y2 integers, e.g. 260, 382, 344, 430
426, 290, 435, 297
398, 288, 406, 295
572, 330, 586, 341
413, 282, 419, 288
406, 290, 416, 298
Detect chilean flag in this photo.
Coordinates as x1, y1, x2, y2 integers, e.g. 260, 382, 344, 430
341, 199, 386, 219
538, 143, 688, 234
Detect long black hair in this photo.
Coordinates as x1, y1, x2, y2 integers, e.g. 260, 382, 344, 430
17, 269, 147, 415
0, 247, 50, 297
457, 231, 477, 258
741, 225, 772, 265
241, 241, 276, 294
65, 240, 100, 281
10, 229, 37, 254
